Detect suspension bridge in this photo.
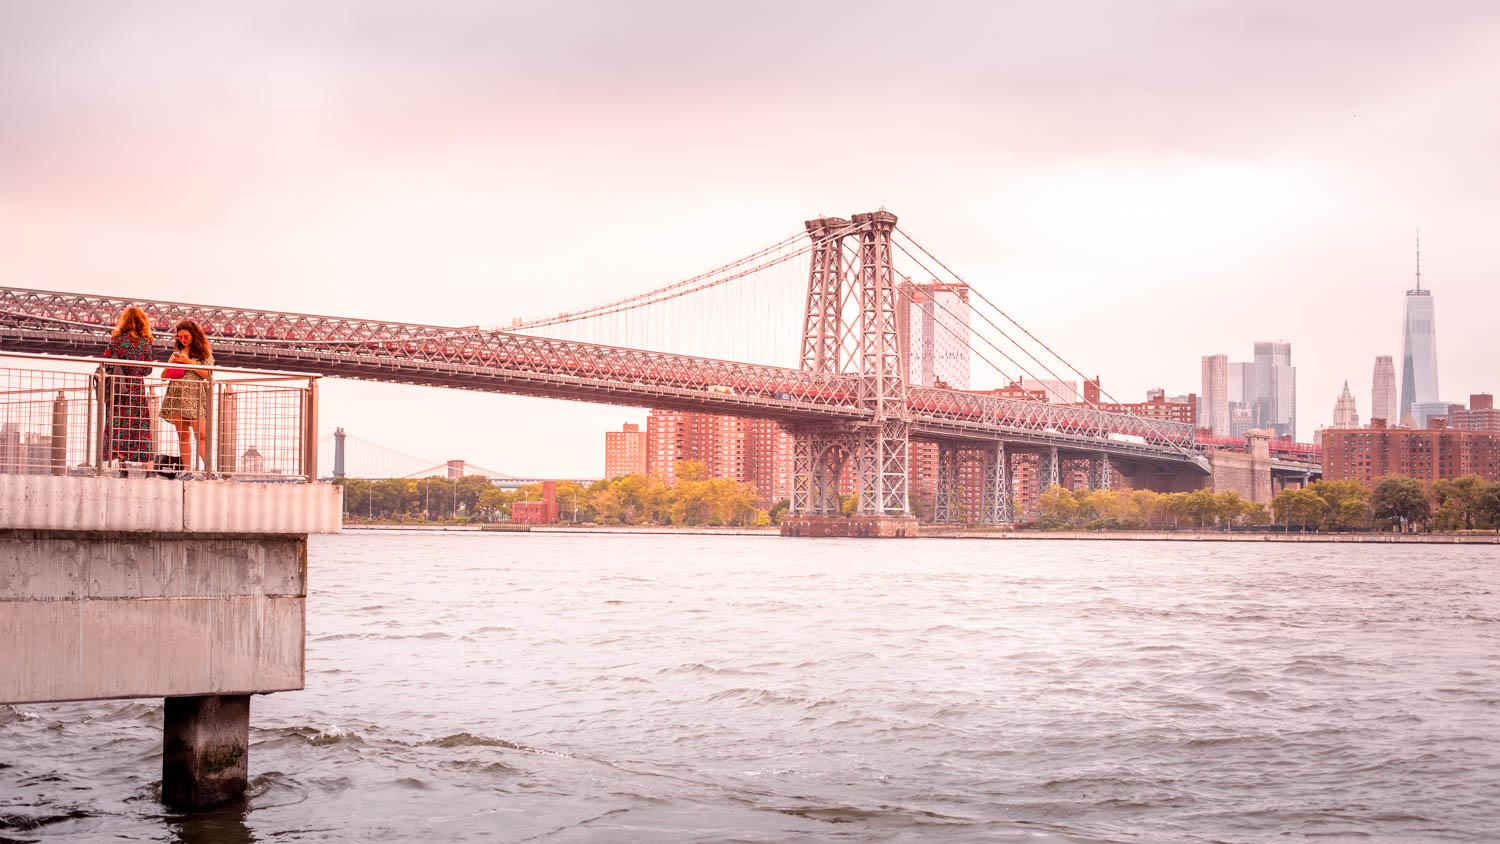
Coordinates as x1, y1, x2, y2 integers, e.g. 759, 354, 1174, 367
1, 210, 1213, 535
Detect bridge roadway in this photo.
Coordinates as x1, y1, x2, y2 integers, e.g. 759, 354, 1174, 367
0, 286, 1207, 474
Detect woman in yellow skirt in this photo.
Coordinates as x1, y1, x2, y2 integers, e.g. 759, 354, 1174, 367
159, 319, 214, 477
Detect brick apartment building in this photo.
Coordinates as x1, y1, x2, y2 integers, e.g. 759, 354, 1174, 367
1450, 394, 1499, 435
603, 422, 648, 478
636, 411, 793, 506
1321, 418, 1500, 488
1082, 379, 1197, 425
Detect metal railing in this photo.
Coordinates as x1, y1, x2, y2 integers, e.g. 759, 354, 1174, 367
0, 352, 318, 481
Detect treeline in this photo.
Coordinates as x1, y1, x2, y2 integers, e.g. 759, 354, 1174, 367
1032, 475, 1500, 533
336, 461, 778, 526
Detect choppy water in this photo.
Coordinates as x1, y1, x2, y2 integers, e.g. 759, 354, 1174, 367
2, 533, 1498, 843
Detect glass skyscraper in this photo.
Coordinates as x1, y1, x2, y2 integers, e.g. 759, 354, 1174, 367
1399, 241, 1439, 424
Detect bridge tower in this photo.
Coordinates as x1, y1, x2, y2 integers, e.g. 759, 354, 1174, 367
783, 211, 917, 537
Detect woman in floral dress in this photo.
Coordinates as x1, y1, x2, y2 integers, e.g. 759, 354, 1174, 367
159, 319, 214, 475
102, 306, 154, 465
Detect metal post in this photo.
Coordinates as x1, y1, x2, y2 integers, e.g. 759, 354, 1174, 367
302, 379, 319, 483
93, 366, 107, 473
50, 390, 67, 475
201, 373, 215, 477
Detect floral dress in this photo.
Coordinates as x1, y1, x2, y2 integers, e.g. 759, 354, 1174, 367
160, 353, 214, 421
103, 333, 154, 462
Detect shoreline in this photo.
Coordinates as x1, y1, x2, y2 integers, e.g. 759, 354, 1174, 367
340, 524, 1498, 543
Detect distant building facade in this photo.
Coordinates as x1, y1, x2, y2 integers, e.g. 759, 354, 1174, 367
1082, 381, 1196, 425
1321, 419, 1500, 488
1451, 394, 1499, 435
604, 422, 649, 478
1253, 341, 1296, 438
1332, 381, 1360, 429
643, 410, 791, 506
1370, 355, 1397, 426
1022, 378, 1080, 404
898, 280, 971, 389
1200, 354, 1229, 436
1399, 265, 1440, 422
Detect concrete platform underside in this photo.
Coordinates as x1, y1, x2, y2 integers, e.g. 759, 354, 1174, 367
1, 475, 339, 809
780, 515, 920, 538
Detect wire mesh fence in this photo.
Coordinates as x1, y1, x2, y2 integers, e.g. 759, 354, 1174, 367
0, 352, 318, 481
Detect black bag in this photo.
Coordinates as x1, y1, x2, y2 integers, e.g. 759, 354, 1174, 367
152, 454, 183, 479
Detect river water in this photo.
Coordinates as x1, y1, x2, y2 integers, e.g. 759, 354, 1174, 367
2, 533, 1497, 843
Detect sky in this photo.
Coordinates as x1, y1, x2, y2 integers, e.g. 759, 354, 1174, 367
3, 1, 1498, 477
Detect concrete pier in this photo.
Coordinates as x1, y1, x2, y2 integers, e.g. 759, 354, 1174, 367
0, 474, 339, 809
780, 514, 919, 537
163, 694, 251, 809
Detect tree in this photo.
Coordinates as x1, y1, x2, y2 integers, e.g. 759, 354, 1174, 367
1216, 490, 1246, 528
1272, 487, 1324, 529
1310, 480, 1370, 531
768, 498, 790, 525
1036, 485, 1078, 529
1184, 488, 1218, 528
1370, 476, 1430, 532
1430, 475, 1487, 530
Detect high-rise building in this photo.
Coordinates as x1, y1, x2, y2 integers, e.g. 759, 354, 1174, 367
1370, 355, 1397, 427
1200, 354, 1229, 436
1227, 362, 1254, 407
743, 418, 794, 505
897, 280, 971, 389
1399, 236, 1440, 422
604, 422, 649, 479
1332, 381, 1360, 429
643, 411, 791, 506
1253, 341, 1296, 438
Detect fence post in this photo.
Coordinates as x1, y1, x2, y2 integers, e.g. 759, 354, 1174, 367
50, 390, 67, 475
216, 386, 238, 477
93, 366, 107, 473
302, 379, 318, 482
202, 373, 215, 476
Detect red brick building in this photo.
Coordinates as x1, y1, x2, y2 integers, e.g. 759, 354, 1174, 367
1082, 379, 1196, 425
1450, 394, 1499, 435
512, 480, 559, 524
603, 422, 648, 479
1321, 418, 1500, 488
644, 410, 793, 506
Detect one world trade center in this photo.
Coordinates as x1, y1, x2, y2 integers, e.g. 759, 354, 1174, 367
1399, 235, 1439, 423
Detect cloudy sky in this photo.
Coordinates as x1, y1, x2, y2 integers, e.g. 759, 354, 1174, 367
4, 1, 1497, 476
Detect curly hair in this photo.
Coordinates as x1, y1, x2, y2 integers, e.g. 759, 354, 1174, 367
111, 306, 153, 342
172, 319, 212, 362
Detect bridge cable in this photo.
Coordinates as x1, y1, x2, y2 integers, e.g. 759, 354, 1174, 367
886, 235, 1201, 459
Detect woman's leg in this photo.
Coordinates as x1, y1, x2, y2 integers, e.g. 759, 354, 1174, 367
170, 417, 191, 467
192, 418, 208, 469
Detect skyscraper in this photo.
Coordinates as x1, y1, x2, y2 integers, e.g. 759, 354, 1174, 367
1200, 354, 1229, 435
1371, 355, 1397, 427
897, 280, 971, 389
1253, 341, 1296, 438
1227, 362, 1255, 407
1399, 235, 1439, 422
1332, 381, 1360, 429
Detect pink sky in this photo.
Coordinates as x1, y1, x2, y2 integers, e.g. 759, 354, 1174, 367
3, 2, 1498, 476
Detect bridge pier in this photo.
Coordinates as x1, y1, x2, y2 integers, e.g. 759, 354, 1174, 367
781, 514, 918, 537
163, 694, 250, 809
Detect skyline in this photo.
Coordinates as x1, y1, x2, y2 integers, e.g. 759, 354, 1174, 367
3, 2, 1498, 476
